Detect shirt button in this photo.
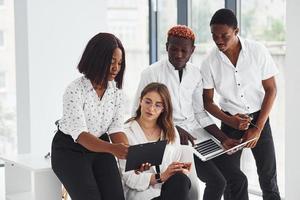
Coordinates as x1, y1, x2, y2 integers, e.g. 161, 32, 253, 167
237, 83, 241, 86
235, 70, 238, 73
241, 95, 244, 97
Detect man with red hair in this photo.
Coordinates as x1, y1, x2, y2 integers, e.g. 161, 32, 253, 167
132, 25, 240, 200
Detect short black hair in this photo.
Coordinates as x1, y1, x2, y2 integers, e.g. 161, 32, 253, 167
77, 32, 126, 89
210, 8, 238, 29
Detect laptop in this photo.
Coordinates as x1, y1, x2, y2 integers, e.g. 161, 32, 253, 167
125, 140, 167, 172
193, 128, 257, 161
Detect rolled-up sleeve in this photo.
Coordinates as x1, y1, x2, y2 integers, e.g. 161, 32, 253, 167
119, 159, 152, 191
200, 59, 215, 89
259, 44, 279, 80
60, 84, 88, 141
108, 90, 125, 134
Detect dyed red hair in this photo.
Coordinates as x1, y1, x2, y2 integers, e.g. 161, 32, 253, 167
167, 25, 195, 43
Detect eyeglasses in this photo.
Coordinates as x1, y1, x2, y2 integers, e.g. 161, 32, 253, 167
141, 98, 164, 111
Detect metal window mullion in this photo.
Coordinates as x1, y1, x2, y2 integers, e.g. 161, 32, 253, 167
149, 0, 158, 64
225, 0, 241, 27
177, 0, 188, 25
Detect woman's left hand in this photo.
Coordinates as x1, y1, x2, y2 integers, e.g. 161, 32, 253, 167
181, 162, 192, 175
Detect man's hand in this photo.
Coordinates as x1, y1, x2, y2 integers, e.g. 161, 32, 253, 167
242, 127, 261, 148
228, 114, 252, 130
221, 137, 242, 150
175, 126, 196, 146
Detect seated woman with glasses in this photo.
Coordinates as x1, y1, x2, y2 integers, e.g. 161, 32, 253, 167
119, 82, 200, 200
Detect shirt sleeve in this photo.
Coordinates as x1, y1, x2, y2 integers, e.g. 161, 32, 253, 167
119, 126, 153, 191
60, 83, 88, 141
192, 76, 215, 128
258, 43, 279, 80
119, 159, 153, 191
108, 90, 125, 134
174, 127, 181, 146
200, 59, 215, 89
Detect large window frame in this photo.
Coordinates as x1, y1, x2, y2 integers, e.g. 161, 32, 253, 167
148, 0, 285, 199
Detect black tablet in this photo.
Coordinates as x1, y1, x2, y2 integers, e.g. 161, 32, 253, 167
125, 140, 167, 172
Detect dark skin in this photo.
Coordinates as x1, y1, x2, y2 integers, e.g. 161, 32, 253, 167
203, 24, 277, 148
166, 35, 239, 149
76, 48, 129, 158
77, 84, 129, 159
166, 36, 195, 70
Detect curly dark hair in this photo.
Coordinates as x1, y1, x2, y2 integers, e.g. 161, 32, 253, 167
77, 32, 126, 89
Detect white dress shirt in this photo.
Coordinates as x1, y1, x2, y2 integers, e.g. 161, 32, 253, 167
59, 76, 125, 141
119, 120, 200, 200
132, 57, 214, 138
201, 36, 279, 115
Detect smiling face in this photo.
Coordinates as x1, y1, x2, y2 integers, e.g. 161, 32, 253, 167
139, 91, 164, 122
166, 36, 195, 70
108, 47, 122, 81
210, 24, 239, 53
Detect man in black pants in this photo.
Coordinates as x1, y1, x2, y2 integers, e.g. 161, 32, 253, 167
202, 8, 281, 200
133, 25, 241, 200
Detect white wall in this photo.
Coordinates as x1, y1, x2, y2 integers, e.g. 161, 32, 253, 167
285, 0, 300, 199
14, 0, 108, 154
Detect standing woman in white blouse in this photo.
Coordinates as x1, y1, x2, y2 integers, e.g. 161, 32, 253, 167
120, 83, 200, 200
51, 32, 129, 200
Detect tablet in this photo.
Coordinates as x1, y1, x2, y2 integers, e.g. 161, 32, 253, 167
125, 140, 167, 172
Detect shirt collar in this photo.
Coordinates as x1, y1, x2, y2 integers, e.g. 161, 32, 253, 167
81, 76, 115, 92
166, 57, 188, 72
217, 35, 246, 61
238, 35, 246, 55
129, 119, 165, 141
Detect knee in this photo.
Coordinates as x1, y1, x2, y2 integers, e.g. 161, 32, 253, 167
216, 175, 227, 192
233, 172, 248, 188
207, 174, 227, 193
167, 173, 191, 189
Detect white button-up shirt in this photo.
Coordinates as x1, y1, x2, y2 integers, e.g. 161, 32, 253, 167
59, 76, 125, 141
132, 57, 214, 136
119, 120, 200, 200
201, 37, 279, 115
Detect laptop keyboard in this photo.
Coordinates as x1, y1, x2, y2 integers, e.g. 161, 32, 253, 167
194, 139, 223, 156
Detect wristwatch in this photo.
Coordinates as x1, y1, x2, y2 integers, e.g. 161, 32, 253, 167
155, 173, 162, 183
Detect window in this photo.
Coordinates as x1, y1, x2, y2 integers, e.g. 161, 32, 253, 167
157, 0, 177, 60
0, 0, 17, 156
106, 0, 149, 117
190, 0, 224, 65
240, 0, 286, 197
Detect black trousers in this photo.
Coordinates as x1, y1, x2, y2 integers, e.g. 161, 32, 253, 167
213, 111, 280, 200
194, 155, 226, 200
151, 173, 191, 200
51, 130, 125, 200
